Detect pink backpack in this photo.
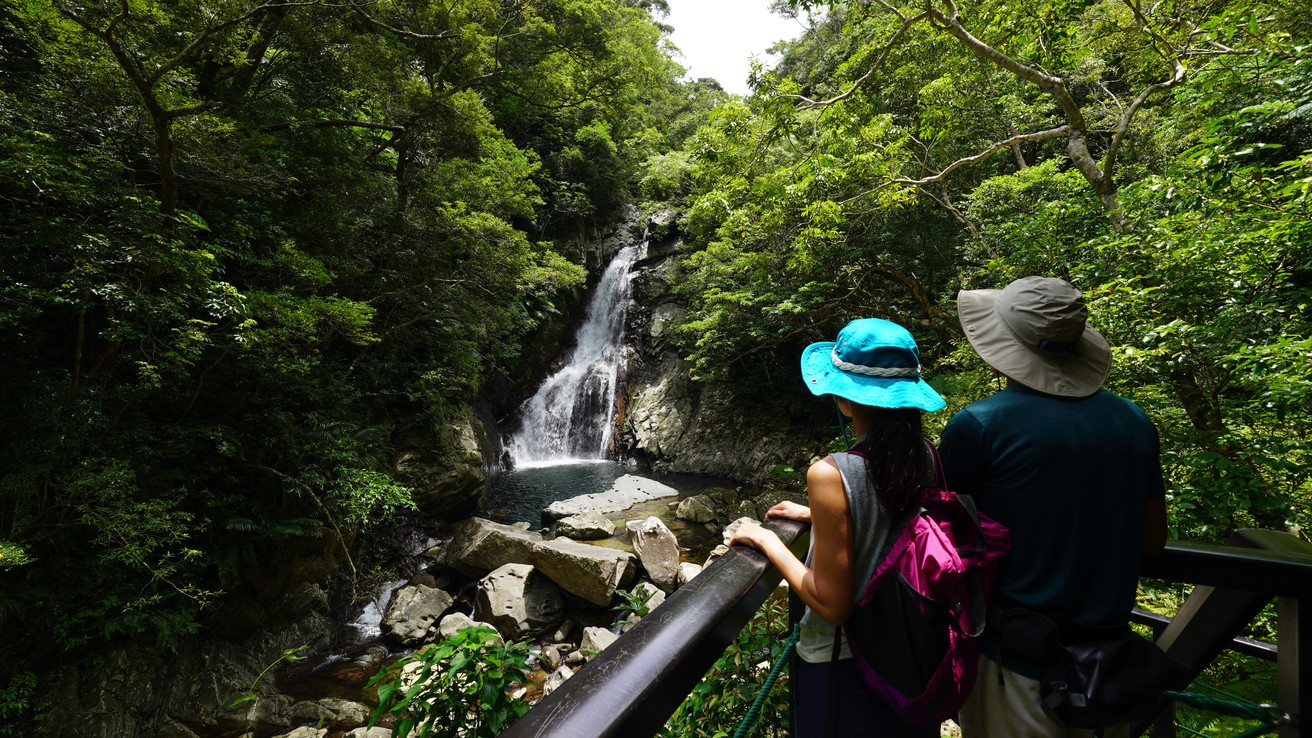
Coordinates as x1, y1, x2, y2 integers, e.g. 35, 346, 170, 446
841, 444, 1011, 727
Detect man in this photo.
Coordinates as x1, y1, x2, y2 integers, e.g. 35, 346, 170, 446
939, 276, 1168, 738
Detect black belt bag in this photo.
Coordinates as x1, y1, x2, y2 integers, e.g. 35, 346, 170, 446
990, 606, 1193, 729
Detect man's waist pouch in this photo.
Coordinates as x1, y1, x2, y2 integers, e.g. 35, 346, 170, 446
988, 604, 1193, 729
988, 605, 1129, 665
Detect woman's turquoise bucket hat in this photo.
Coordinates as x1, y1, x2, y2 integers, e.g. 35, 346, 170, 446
800, 318, 945, 412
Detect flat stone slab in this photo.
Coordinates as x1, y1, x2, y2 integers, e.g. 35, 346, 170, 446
541, 474, 678, 523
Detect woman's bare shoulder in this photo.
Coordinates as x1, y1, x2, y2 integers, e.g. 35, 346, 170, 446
807, 455, 841, 482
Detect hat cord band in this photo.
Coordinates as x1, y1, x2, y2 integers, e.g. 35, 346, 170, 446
1037, 338, 1081, 355
831, 350, 921, 378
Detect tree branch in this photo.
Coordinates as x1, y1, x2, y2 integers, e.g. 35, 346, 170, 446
788, 10, 928, 109
924, 0, 1122, 220
260, 119, 407, 133
1102, 60, 1186, 181
892, 125, 1069, 188
346, 0, 458, 42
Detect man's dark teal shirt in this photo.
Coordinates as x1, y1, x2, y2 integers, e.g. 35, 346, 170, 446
939, 384, 1166, 629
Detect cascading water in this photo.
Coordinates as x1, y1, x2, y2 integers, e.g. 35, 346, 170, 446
507, 243, 643, 466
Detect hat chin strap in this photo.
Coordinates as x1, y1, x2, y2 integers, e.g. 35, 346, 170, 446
830, 349, 921, 378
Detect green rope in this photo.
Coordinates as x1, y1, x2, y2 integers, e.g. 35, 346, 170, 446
733, 622, 803, 738
1193, 680, 1261, 704
1164, 690, 1286, 738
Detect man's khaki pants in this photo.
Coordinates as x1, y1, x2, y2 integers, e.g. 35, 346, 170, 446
957, 656, 1131, 738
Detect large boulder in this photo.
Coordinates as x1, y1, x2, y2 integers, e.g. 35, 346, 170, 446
677, 562, 703, 587
553, 511, 616, 540
542, 475, 678, 524
474, 564, 566, 640
674, 495, 717, 524
532, 538, 637, 606
625, 516, 681, 592
444, 517, 639, 607
380, 584, 453, 646
444, 518, 543, 576
437, 612, 501, 643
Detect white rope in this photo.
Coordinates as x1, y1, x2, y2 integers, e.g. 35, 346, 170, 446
831, 349, 921, 378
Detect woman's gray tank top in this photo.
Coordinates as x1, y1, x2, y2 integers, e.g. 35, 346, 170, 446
795, 451, 894, 663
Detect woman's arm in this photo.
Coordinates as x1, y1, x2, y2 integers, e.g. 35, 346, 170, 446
728, 456, 855, 625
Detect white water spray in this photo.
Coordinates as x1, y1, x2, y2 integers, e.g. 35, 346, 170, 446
507, 244, 643, 466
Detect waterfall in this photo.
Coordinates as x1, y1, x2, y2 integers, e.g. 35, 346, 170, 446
507, 243, 643, 466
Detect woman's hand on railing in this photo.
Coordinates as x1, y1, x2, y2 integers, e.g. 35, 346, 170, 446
727, 521, 782, 552
765, 500, 812, 524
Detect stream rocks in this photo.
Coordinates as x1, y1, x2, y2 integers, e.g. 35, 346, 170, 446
626, 516, 680, 592
443, 517, 639, 605
533, 537, 639, 606
474, 563, 565, 639
553, 510, 616, 539
380, 583, 454, 646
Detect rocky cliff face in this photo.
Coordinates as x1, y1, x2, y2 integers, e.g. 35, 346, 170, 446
618, 218, 823, 484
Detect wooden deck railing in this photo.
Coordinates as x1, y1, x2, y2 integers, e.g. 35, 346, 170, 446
502, 524, 1311, 738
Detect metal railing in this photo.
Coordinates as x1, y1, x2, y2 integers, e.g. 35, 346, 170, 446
503, 524, 1312, 738
1136, 529, 1312, 738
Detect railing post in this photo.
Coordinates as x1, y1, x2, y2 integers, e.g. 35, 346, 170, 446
1234, 530, 1312, 738
1278, 594, 1307, 737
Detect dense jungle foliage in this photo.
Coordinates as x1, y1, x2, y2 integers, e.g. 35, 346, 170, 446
651, 0, 1311, 543
1, 0, 1309, 731
0, 0, 714, 716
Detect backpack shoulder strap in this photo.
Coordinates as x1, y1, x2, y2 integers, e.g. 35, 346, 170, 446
923, 436, 948, 489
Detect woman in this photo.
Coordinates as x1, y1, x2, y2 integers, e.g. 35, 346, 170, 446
729, 318, 945, 738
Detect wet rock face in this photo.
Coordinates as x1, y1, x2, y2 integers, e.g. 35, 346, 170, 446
620, 241, 823, 484
394, 411, 494, 518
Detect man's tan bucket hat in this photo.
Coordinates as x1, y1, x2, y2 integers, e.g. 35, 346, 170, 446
957, 276, 1111, 397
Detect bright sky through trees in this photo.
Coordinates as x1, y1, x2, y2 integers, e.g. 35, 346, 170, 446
663, 0, 808, 95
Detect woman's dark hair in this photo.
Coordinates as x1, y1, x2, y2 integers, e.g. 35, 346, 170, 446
849, 407, 928, 518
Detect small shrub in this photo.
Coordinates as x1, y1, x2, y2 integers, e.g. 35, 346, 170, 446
612, 587, 656, 622
366, 626, 532, 738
